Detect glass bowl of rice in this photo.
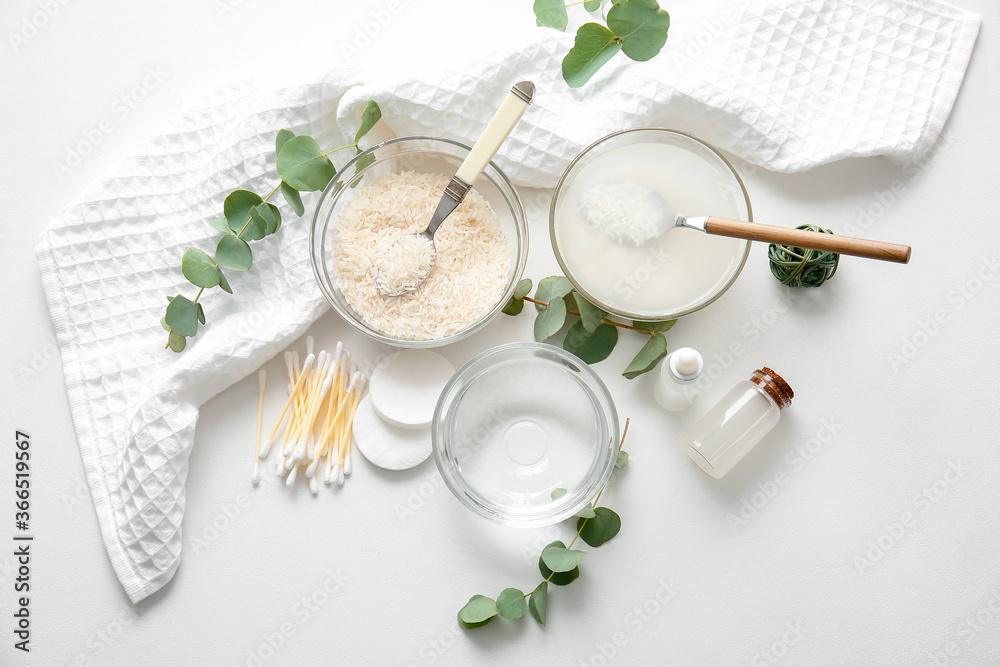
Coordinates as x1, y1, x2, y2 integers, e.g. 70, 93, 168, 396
309, 136, 528, 347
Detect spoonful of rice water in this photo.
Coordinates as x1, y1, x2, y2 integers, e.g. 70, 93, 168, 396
375, 81, 534, 297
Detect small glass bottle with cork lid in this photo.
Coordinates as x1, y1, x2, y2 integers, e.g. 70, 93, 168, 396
684, 367, 793, 479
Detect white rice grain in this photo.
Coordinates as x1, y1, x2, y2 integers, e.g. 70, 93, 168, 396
333, 171, 510, 341
580, 181, 669, 246
374, 234, 436, 295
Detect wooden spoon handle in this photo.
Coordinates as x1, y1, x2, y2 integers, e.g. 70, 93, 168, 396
705, 217, 911, 264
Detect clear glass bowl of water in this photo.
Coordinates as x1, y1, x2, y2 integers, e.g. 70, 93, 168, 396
432, 342, 620, 527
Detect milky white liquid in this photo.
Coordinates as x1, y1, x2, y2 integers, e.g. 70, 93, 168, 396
554, 142, 747, 318
685, 381, 780, 479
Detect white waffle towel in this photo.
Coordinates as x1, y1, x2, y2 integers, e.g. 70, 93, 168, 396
37, 0, 979, 602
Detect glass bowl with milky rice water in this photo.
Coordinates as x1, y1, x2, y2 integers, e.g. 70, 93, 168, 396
551, 129, 753, 321
433, 342, 619, 527
310, 136, 528, 347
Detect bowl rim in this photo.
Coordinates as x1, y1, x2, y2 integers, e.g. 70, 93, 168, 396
431, 341, 620, 527
549, 127, 754, 322
309, 135, 529, 348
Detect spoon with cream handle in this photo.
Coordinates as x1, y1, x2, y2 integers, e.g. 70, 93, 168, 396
375, 81, 535, 296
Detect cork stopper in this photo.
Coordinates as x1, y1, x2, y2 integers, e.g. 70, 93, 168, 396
750, 367, 793, 409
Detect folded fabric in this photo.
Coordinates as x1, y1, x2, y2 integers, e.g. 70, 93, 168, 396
37, 0, 980, 603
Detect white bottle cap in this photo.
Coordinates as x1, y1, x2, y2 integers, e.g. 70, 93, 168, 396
669, 347, 703, 380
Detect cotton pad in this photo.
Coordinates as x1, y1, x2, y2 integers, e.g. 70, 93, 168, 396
352, 395, 432, 470
369, 349, 454, 429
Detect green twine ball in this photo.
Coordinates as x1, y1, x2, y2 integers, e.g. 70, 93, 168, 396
767, 224, 840, 288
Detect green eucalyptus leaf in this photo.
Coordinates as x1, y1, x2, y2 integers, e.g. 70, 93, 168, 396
353, 150, 376, 181
562, 23, 622, 88
535, 276, 574, 308
578, 507, 622, 547
196, 303, 206, 325
541, 543, 587, 573
280, 181, 305, 216
167, 332, 186, 352
632, 319, 676, 332
539, 543, 581, 586
502, 278, 533, 316
575, 294, 608, 332
534, 296, 567, 342
210, 217, 230, 233
533, 0, 568, 30
223, 190, 263, 235
242, 217, 266, 241
181, 248, 221, 289
607, 0, 670, 62
217, 270, 233, 294
623, 331, 667, 379
551, 487, 567, 500
267, 203, 282, 233
615, 451, 629, 468
528, 581, 548, 625
496, 588, 527, 620
503, 296, 525, 316
458, 595, 497, 625
575, 503, 596, 519
164, 294, 199, 337
275, 128, 295, 155
513, 278, 533, 300
562, 291, 579, 313
249, 203, 276, 237
160, 317, 170, 332
563, 321, 618, 363
458, 614, 493, 630
277, 135, 336, 191
584, 0, 602, 10
354, 101, 382, 145
216, 234, 253, 271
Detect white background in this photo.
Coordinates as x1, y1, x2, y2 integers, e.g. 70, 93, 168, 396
2, 1, 999, 665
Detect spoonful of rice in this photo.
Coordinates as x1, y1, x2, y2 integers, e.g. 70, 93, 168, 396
375, 81, 534, 297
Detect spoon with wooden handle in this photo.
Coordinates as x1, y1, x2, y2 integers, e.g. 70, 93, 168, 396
676, 215, 911, 263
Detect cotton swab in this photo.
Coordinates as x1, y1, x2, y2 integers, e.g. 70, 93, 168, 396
342, 375, 366, 476
292, 365, 332, 461
262, 354, 295, 458
251, 369, 267, 485
267, 353, 315, 441
329, 372, 363, 487
257, 340, 367, 491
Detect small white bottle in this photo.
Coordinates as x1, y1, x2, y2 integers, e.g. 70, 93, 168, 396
654, 347, 703, 411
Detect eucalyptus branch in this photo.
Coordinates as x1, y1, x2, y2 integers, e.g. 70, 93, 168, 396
458, 419, 631, 628
522, 296, 653, 335
533, 0, 670, 88
160, 101, 383, 353
504, 277, 675, 379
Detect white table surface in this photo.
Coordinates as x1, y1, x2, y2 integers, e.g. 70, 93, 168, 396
2, 1, 999, 665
